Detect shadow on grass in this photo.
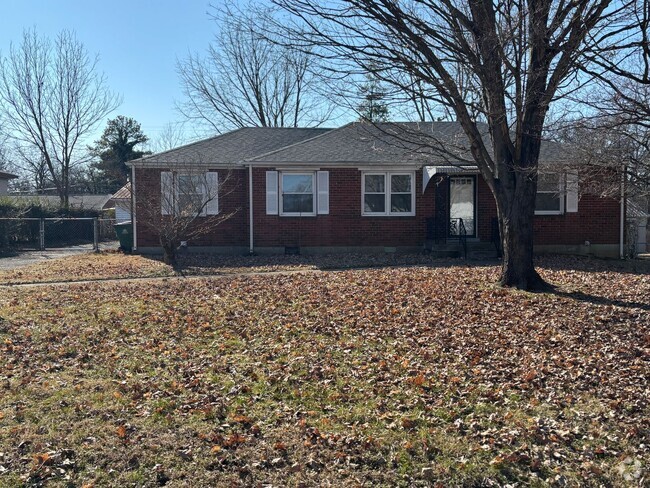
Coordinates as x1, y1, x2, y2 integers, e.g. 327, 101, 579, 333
550, 288, 650, 312
535, 254, 650, 276
137, 253, 649, 312
159, 252, 497, 274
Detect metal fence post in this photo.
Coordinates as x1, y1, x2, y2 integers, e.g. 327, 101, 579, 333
93, 217, 99, 252
39, 218, 45, 251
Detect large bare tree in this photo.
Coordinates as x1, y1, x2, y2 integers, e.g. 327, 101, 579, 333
177, 3, 333, 132
0, 29, 120, 207
272, 0, 649, 289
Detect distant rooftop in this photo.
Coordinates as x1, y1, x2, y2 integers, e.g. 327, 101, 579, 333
8, 194, 113, 212
0, 171, 19, 180
111, 183, 131, 200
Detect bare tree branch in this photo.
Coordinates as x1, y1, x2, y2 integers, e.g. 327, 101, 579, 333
176, 2, 334, 132
0, 29, 120, 207
269, 0, 648, 289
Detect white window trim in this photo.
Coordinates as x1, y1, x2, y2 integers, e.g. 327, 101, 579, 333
279, 171, 316, 217
535, 173, 565, 216
361, 171, 416, 217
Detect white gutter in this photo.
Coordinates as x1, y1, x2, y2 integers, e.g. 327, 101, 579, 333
619, 167, 625, 259
248, 164, 254, 254
131, 165, 137, 252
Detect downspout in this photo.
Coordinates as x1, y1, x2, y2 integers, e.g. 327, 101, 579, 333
131, 165, 137, 252
248, 164, 254, 254
619, 166, 625, 259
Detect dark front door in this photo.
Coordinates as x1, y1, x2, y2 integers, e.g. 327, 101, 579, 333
449, 176, 476, 237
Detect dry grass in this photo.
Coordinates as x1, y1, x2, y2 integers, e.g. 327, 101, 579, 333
0, 252, 173, 285
0, 258, 648, 486
0, 251, 463, 285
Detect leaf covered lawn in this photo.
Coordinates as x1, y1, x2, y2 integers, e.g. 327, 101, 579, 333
0, 252, 452, 285
0, 253, 173, 285
0, 260, 648, 486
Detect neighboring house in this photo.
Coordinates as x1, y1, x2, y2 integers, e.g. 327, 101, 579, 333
105, 184, 132, 223
0, 171, 18, 196
128, 122, 624, 258
9, 194, 114, 212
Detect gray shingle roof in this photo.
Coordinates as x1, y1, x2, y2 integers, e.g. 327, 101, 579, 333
249, 122, 567, 165
129, 127, 332, 166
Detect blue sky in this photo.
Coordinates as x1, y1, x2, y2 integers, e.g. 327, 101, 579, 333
0, 0, 218, 142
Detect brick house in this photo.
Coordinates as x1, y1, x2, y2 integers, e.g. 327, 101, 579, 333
128, 122, 623, 258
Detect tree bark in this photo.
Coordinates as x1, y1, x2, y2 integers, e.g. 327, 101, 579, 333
495, 179, 548, 291
161, 240, 177, 267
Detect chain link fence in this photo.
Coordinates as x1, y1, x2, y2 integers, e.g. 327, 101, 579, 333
0, 217, 118, 252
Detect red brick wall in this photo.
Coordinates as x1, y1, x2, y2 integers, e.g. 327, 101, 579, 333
252, 168, 434, 247
476, 177, 498, 241
134, 168, 248, 248
532, 193, 620, 245
134, 166, 620, 250
475, 177, 620, 245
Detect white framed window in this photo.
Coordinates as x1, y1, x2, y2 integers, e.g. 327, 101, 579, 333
535, 172, 564, 215
177, 174, 206, 216
363, 173, 386, 213
280, 172, 316, 216
161, 171, 219, 217
362, 171, 415, 216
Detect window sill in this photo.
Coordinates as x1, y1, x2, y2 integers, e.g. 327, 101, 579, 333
535, 211, 564, 216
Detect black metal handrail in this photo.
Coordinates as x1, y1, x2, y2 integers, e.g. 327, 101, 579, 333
425, 217, 467, 258
455, 218, 467, 259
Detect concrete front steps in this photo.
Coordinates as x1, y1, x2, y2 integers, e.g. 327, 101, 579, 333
425, 240, 499, 260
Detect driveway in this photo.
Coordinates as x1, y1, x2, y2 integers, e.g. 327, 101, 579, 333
0, 241, 118, 271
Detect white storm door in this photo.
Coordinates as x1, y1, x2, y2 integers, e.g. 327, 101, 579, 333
449, 176, 476, 236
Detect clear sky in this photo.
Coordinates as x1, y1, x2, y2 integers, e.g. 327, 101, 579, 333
0, 0, 218, 141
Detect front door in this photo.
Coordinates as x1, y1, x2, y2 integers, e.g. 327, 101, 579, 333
449, 176, 476, 237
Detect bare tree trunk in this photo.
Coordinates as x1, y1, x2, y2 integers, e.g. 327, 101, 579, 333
498, 203, 545, 289
161, 239, 177, 267
494, 176, 547, 290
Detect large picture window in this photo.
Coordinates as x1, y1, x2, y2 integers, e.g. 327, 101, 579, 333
281, 173, 315, 215
535, 173, 563, 215
362, 171, 415, 216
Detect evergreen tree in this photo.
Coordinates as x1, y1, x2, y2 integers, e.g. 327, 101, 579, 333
357, 71, 389, 122
90, 116, 150, 191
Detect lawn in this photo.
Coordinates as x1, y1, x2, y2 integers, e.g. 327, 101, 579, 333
0, 257, 648, 486
0, 251, 470, 285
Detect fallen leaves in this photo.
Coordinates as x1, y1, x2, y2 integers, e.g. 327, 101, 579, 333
0, 255, 648, 486
116, 425, 127, 439
0, 252, 172, 285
